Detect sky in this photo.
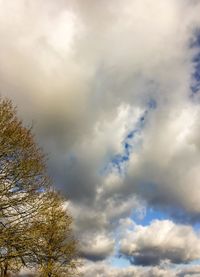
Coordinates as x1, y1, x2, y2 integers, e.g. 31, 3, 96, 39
1, 0, 200, 276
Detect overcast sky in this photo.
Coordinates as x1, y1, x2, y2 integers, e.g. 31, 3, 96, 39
1, 0, 200, 276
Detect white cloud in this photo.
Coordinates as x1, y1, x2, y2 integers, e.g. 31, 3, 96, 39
79, 233, 114, 261
80, 260, 176, 277
120, 220, 200, 265
1, 0, 200, 272
125, 102, 200, 217
18, 262, 200, 277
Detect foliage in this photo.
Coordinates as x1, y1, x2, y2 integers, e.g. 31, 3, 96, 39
0, 98, 79, 277
30, 191, 78, 277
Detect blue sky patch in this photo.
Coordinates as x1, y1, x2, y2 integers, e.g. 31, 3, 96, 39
190, 30, 200, 96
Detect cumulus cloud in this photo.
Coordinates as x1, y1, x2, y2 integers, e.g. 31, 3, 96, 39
1, 0, 200, 211
120, 220, 200, 266
80, 260, 176, 277
1, 0, 200, 271
18, 262, 200, 277
69, 195, 141, 261
79, 233, 114, 261
177, 265, 200, 277
80, 262, 200, 277
123, 101, 200, 220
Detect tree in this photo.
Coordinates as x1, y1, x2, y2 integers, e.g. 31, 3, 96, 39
0, 97, 50, 275
30, 191, 78, 277
0, 98, 79, 276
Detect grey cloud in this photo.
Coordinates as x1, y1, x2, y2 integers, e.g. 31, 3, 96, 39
80, 260, 176, 277
1, 0, 200, 207
79, 235, 114, 261
68, 202, 114, 261
123, 103, 200, 220
119, 220, 200, 266
69, 196, 141, 261
177, 265, 200, 277
1, 0, 200, 271
17, 263, 200, 277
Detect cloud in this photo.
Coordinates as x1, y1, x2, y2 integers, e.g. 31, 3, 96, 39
80, 260, 176, 277
18, 262, 200, 277
120, 220, 200, 266
123, 102, 200, 219
1, 0, 200, 271
79, 233, 114, 261
177, 265, 200, 277
81, 261, 200, 277
68, 196, 141, 261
